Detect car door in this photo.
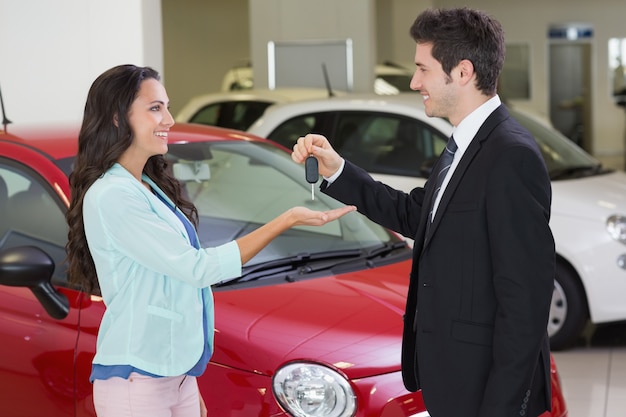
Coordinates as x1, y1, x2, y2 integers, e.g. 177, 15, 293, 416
0, 153, 100, 417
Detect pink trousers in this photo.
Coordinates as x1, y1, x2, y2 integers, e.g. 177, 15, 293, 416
93, 373, 200, 417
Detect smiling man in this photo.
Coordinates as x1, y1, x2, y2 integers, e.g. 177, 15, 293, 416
292, 7, 555, 417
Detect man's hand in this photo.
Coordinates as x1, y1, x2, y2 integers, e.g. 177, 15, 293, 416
292, 134, 344, 178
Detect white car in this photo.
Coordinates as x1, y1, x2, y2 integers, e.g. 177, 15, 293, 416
220, 62, 414, 95
175, 88, 340, 131
244, 93, 626, 350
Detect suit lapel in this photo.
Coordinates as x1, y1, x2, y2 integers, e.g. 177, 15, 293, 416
423, 105, 509, 248
424, 141, 480, 245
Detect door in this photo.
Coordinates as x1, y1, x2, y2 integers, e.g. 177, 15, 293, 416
549, 42, 593, 152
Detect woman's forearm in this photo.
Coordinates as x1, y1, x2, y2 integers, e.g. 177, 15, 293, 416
236, 210, 294, 265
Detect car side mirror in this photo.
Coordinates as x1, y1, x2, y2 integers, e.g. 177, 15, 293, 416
0, 246, 69, 319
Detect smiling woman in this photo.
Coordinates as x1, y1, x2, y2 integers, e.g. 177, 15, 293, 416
64, 64, 355, 417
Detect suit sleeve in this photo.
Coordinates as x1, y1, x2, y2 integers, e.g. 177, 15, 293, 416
322, 160, 427, 239
479, 145, 555, 413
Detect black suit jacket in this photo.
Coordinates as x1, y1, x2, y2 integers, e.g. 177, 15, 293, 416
323, 105, 555, 417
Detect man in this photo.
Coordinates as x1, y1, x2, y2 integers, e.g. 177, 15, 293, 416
292, 7, 555, 417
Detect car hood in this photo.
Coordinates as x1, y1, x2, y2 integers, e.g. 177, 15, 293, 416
211, 260, 411, 380
552, 170, 626, 219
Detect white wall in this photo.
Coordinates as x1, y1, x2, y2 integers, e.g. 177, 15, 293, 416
377, 0, 431, 70
249, 0, 377, 94
0, 0, 163, 125
161, 0, 250, 117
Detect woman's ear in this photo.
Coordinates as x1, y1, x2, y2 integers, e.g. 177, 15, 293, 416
113, 113, 119, 127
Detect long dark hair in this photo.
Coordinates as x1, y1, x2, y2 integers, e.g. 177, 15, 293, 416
65, 64, 198, 292
409, 7, 505, 96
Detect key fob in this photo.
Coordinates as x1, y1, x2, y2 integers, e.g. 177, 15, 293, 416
305, 155, 319, 183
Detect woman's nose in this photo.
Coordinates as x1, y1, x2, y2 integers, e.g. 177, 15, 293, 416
163, 108, 175, 127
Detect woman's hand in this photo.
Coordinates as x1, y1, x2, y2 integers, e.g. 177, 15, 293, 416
287, 205, 356, 227
236, 205, 356, 265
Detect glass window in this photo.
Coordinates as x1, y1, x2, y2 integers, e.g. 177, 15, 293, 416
376, 75, 413, 92
0, 162, 68, 286
190, 101, 273, 130
333, 112, 448, 177
266, 115, 319, 149
166, 141, 398, 267
509, 108, 600, 176
609, 38, 626, 97
268, 111, 448, 178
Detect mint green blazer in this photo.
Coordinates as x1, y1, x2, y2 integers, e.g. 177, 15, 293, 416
83, 163, 241, 376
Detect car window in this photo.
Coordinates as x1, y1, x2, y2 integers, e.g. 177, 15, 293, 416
332, 112, 448, 177
190, 100, 273, 131
266, 115, 319, 149
509, 108, 600, 175
266, 111, 448, 178
167, 141, 397, 267
333, 112, 447, 177
376, 74, 413, 92
0, 161, 69, 287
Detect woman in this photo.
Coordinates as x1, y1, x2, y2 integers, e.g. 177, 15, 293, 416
65, 64, 354, 417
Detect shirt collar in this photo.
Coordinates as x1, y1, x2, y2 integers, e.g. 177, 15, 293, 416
450, 95, 501, 154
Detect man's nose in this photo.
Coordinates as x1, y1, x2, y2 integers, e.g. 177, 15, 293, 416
410, 72, 421, 91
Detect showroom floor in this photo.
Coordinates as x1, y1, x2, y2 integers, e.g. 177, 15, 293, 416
551, 323, 626, 417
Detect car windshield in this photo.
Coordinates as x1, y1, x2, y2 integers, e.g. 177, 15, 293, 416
376, 74, 413, 92
509, 108, 605, 179
165, 141, 402, 269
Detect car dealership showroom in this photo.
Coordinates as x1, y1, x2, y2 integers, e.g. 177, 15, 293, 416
2, 0, 626, 416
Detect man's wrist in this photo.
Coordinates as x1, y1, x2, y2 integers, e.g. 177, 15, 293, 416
323, 159, 346, 184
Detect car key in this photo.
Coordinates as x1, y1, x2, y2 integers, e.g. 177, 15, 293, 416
305, 155, 318, 201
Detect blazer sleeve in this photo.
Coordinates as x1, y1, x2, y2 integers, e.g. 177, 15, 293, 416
479, 144, 554, 413
322, 160, 428, 239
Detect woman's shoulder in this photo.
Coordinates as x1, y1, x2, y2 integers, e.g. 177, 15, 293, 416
86, 166, 143, 203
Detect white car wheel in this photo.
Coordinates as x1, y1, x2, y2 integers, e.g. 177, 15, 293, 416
548, 263, 588, 350
548, 280, 568, 338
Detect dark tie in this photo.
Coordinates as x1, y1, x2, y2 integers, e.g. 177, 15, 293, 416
428, 136, 458, 226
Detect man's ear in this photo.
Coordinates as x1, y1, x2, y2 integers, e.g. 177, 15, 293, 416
457, 59, 475, 85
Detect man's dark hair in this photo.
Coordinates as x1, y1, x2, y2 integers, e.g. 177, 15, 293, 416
410, 7, 505, 96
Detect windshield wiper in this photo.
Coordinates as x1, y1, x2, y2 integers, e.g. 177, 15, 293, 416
550, 164, 604, 180
215, 249, 363, 287
329, 241, 410, 274
214, 242, 409, 287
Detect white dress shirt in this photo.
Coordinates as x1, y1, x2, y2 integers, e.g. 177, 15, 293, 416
430, 95, 502, 220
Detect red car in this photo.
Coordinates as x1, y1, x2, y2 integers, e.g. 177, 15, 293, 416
0, 122, 567, 417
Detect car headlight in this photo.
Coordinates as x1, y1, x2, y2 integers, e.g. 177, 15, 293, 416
272, 362, 357, 417
606, 214, 626, 244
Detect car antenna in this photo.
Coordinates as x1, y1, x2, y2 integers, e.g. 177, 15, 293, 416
0, 84, 12, 132
321, 63, 335, 97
